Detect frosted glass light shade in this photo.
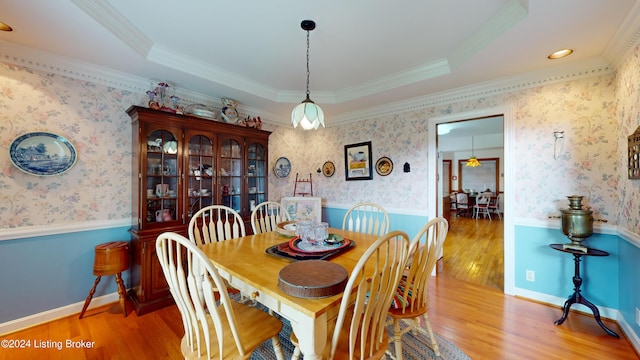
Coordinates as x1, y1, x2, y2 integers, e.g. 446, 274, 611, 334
292, 99, 325, 130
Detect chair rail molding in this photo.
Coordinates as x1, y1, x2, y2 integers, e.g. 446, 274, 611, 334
0, 218, 132, 242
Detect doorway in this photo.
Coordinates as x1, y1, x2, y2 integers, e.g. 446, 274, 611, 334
427, 105, 515, 295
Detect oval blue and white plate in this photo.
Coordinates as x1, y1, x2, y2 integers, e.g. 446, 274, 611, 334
9, 132, 77, 176
274, 157, 291, 178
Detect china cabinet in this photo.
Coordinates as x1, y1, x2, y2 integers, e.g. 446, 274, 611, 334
127, 106, 270, 314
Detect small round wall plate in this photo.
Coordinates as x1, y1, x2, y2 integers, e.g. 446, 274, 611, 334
274, 157, 291, 178
322, 161, 335, 177
9, 132, 77, 176
375, 156, 393, 176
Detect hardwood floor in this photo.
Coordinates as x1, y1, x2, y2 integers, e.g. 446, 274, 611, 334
0, 217, 637, 359
443, 214, 504, 290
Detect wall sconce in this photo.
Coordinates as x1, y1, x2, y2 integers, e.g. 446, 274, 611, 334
554, 131, 564, 160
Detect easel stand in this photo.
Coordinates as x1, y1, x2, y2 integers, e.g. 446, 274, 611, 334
549, 244, 619, 338
293, 173, 313, 196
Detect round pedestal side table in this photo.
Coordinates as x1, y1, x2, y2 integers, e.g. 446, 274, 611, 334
549, 243, 619, 338
79, 241, 130, 319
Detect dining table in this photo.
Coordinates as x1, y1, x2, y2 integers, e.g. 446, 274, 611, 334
198, 228, 380, 360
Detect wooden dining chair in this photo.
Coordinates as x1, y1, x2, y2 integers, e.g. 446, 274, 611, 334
155, 232, 285, 360
342, 202, 390, 236
387, 217, 449, 360
188, 205, 247, 300
188, 205, 246, 245
250, 201, 291, 234
472, 193, 492, 221
291, 230, 411, 360
455, 192, 471, 216
489, 193, 504, 220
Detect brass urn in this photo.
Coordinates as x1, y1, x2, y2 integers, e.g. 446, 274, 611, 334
560, 195, 593, 247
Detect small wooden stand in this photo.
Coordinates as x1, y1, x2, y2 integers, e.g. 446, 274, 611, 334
79, 241, 130, 319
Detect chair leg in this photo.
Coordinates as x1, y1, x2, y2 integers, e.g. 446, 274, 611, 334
393, 318, 404, 360
419, 313, 440, 357
271, 336, 285, 360
291, 346, 302, 360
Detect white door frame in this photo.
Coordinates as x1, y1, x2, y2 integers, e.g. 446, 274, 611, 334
427, 104, 515, 295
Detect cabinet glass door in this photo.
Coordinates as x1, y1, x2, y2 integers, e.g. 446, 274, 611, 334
219, 138, 243, 213
144, 129, 180, 226
247, 142, 266, 212
187, 134, 215, 219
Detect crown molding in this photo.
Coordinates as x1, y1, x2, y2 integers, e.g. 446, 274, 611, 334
0, 40, 615, 129
0, 40, 150, 92
71, 0, 152, 57
147, 44, 281, 102
333, 57, 614, 125
602, 0, 640, 68
0, 40, 281, 122
71, 0, 525, 107
448, 0, 528, 69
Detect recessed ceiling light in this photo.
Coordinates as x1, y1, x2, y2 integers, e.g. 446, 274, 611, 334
548, 49, 573, 59
0, 22, 13, 32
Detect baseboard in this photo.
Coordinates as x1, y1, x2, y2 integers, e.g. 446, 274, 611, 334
0, 292, 120, 335
514, 286, 639, 353
617, 315, 640, 355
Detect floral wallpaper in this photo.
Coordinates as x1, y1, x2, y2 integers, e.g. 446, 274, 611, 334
615, 42, 640, 234
268, 74, 619, 223
0, 62, 140, 228
267, 117, 429, 211
0, 56, 626, 232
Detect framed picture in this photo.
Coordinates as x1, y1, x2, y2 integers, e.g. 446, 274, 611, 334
344, 141, 373, 180
322, 161, 335, 177
281, 197, 322, 223
375, 156, 393, 176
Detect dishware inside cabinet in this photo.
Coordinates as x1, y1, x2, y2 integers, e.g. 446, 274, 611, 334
219, 138, 243, 213
247, 142, 267, 209
144, 129, 180, 226
187, 134, 215, 219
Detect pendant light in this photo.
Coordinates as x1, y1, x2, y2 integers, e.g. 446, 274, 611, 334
291, 20, 325, 130
466, 136, 481, 167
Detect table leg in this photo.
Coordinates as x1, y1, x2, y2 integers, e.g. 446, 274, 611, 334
578, 295, 620, 338
554, 254, 619, 338
554, 292, 576, 326
290, 312, 329, 360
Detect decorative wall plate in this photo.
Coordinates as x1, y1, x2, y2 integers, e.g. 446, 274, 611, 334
375, 156, 393, 176
274, 157, 291, 178
322, 161, 335, 177
9, 132, 77, 176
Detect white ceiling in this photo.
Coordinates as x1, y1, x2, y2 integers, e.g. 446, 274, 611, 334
1, 0, 639, 128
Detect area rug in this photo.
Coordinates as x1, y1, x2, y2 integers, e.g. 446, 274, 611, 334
250, 315, 470, 360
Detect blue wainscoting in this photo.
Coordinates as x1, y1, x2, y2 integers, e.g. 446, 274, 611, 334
618, 238, 640, 336
0, 226, 131, 324
323, 206, 429, 239
514, 225, 620, 309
